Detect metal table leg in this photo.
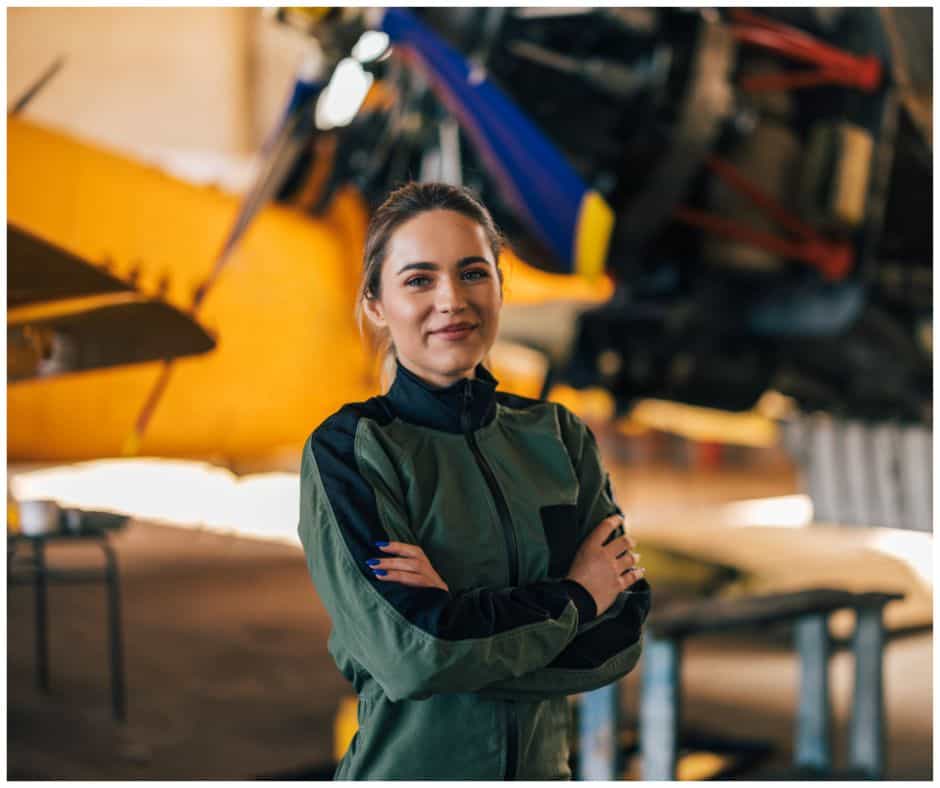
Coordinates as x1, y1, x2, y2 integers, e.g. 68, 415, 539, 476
640, 633, 681, 780
578, 682, 619, 780
848, 605, 886, 778
34, 538, 50, 692
794, 613, 831, 772
101, 539, 127, 722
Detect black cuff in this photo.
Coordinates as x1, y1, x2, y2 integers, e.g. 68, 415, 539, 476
560, 579, 597, 627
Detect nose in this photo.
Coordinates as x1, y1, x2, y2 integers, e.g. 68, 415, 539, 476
435, 272, 468, 314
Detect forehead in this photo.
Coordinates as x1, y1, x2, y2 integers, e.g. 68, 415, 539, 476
385, 210, 491, 269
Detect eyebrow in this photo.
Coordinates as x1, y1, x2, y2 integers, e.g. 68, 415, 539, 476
395, 256, 491, 276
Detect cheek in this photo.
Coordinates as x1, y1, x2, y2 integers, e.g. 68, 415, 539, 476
483, 289, 502, 330
384, 297, 430, 340
484, 313, 500, 344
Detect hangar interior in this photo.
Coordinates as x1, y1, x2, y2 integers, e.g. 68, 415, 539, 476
6, 6, 933, 781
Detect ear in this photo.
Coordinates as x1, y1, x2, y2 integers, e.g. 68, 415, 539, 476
362, 295, 387, 328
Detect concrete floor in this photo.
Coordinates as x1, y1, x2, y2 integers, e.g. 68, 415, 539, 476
6, 450, 933, 779
8, 524, 344, 779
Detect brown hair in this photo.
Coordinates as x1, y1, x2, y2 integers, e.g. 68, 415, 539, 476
356, 182, 504, 389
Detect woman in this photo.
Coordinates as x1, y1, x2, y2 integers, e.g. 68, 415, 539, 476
298, 182, 651, 780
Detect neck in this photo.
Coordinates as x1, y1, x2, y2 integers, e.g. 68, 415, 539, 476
394, 358, 478, 391
386, 356, 499, 433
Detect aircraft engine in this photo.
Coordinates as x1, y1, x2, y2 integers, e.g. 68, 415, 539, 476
274, 7, 931, 431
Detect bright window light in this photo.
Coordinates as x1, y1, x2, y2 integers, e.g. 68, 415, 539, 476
866, 528, 933, 585
9, 460, 302, 546
722, 494, 815, 529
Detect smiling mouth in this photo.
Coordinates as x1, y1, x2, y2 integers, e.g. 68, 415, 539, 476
433, 324, 478, 339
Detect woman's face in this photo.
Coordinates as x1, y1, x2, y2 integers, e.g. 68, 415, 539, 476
365, 209, 502, 389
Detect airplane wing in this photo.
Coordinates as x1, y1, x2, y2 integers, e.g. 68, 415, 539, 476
8, 224, 215, 382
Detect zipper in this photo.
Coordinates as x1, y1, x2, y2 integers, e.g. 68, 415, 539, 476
461, 380, 519, 780
504, 702, 519, 780
460, 381, 519, 585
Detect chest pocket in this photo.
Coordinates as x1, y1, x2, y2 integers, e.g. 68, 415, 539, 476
539, 503, 579, 578
478, 414, 581, 584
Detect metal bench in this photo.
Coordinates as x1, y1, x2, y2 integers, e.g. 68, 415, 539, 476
8, 527, 127, 722
577, 588, 903, 780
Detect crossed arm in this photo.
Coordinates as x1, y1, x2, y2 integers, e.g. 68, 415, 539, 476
360, 404, 652, 699
301, 403, 651, 702
367, 533, 651, 700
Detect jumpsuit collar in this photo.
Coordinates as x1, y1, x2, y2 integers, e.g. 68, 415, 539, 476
387, 357, 499, 434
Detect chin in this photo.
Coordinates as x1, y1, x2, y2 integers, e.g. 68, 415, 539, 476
433, 351, 485, 379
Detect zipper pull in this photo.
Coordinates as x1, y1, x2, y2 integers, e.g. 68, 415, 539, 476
461, 379, 472, 432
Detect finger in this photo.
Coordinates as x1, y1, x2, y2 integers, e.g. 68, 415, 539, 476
375, 541, 424, 559
373, 569, 443, 588
367, 557, 423, 573
592, 514, 624, 545
621, 567, 646, 586
615, 551, 640, 569
606, 532, 635, 556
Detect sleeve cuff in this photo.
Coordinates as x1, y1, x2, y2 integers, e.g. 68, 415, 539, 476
560, 579, 597, 628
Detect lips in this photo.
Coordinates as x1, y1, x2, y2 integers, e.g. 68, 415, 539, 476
433, 323, 477, 339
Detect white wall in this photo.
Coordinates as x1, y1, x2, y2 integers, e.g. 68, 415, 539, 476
7, 7, 317, 183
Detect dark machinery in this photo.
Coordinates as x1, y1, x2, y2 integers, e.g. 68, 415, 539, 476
267, 7, 930, 428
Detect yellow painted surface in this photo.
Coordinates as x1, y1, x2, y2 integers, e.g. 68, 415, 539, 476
7, 10, 619, 464
675, 752, 733, 781
833, 123, 873, 229
8, 501, 21, 534
546, 384, 616, 423
8, 292, 141, 325
8, 117, 376, 462
333, 695, 359, 763
500, 247, 614, 306
627, 399, 779, 448
8, 119, 618, 463
572, 190, 614, 281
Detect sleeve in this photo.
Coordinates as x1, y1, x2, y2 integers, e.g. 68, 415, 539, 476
476, 404, 651, 700
296, 407, 597, 703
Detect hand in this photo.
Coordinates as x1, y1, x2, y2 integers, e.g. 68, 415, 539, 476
367, 541, 450, 592
565, 514, 644, 616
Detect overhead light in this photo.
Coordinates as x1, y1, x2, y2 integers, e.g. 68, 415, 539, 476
352, 31, 390, 64
315, 57, 373, 130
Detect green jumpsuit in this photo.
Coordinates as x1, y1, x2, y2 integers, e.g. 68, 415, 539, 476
298, 359, 651, 779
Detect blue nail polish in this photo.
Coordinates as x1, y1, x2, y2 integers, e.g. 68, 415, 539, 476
372, 569, 387, 576
375, 540, 389, 547
365, 558, 381, 566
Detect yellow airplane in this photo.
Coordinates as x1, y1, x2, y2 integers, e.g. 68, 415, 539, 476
7, 116, 619, 466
